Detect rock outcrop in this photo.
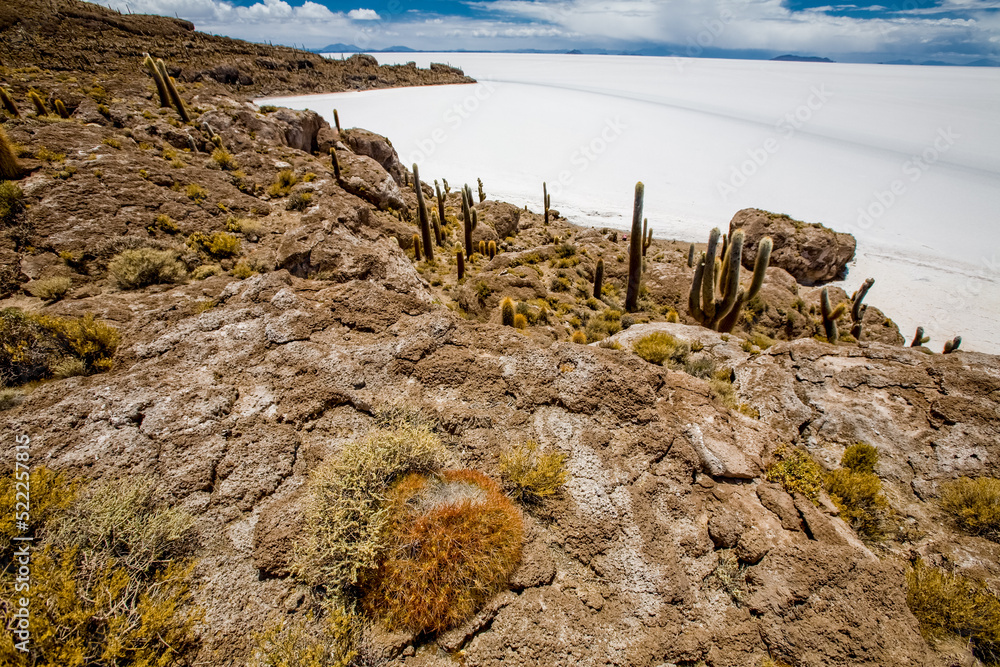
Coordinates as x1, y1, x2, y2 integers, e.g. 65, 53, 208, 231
730, 208, 856, 285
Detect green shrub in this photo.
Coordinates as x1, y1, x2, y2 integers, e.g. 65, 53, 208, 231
286, 191, 313, 211
842, 442, 879, 474
186, 183, 208, 203
633, 331, 689, 367
907, 559, 1000, 664
766, 445, 823, 502
0, 387, 24, 410
211, 146, 238, 171
187, 231, 241, 258
0, 180, 24, 225
941, 477, 1000, 540
825, 468, 889, 540
226, 216, 267, 242
499, 440, 569, 503
267, 169, 298, 197
259, 105, 278, 113
293, 422, 449, 595
598, 339, 622, 350
362, 469, 523, 634
154, 213, 179, 234
683, 356, 715, 379
108, 247, 186, 289
251, 603, 361, 667
191, 264, 223, 280
26, 275, 72, 301
0, 308, 119, 385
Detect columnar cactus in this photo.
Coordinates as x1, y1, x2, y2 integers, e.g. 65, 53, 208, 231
155, 59, 190, 123
479, 240, 486, 256
943, 336, 961, 354
687, 229, 771, 333
478, 177, 486, 203
28, 90, 47, 116
143, 55, 170, 108
0, 88, 20, 117
412, 163, 434, 262
593, 258, 604, 299
330, 148, 341, 181
687, 243, 695, 268
54, 99, 69, 119
431, 211, 442, 247
457, 249, 465, 280
642, 218, 652, 257
0, 125, 22, 180
820, 287, 847, 344
849, 277, 875, 339
911, 327, 930, 347
543, 182, 550, 225
501, 297, 515, 327
625, 182, 645, 312
412, 234, 421, 261
334, 108, 341, 132
461, 187, 473, 259
435, 181, 446, 240
488, 240, 496, 259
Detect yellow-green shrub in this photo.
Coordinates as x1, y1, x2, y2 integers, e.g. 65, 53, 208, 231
766, 445, 823, 502
187, 231, 241, 258
0, 127, 21, 180
825, 468, 889, 540
0, 180, 25, 224
907, 559, 1000, 663
362, 469, 523, 634
26, 275, 73, 301
0, 308, 119, 385
108, 247, 186, 289
842, 442, 879, 474
211, 146, 238, 171
293, 422, 448, 594
186, 183, 208, 203
633, 331, 689, 366
941, 477, 1000, 540
499, 440, 568, 503
267, 169, 298, 197
251, 603, 361, 667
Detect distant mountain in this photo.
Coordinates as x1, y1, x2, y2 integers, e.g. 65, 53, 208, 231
566, 49, 583, 55
881, 59, 916, 65
382, 46, 416, 52
771, 54, 834, 63
966, 58, 1000, 67
316, 43, 363, 53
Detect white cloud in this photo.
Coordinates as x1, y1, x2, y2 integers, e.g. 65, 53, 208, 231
348, 8, 380, 20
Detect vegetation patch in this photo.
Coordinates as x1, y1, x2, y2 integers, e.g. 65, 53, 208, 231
633, 331, 689, 367
499, 440, 569, 504
26, 276, 72, 301
823, 442, 889, 541
0, 181, 25, 225
187, 231, 241, 258
108, 247, 186, 289
941, 477, 1000, 540
766, 445, 823, 502
251, 602, 363, 667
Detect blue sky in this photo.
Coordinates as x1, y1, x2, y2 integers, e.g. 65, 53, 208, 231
89, 0, 1000, 63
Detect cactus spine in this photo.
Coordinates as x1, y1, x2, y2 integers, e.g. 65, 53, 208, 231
0, 88, 19, 117
461, 187, 473, 259
642, 218, 652, 257
820, 287, 847, 344
330, 148, 341, 181
625, 182, 645, 312
0, 125, 22, 180
488, 240, 496, 259
144, 54, 170, 107
849, 277, 875, 339
334, 108, 341, 132
477, 177, 485, 203
501, 297, 515, 327
943, 336, 961, 354
911, 327, 930, 347
412, 234, 421, 261
593, 258, 604, 299
687, 229, 770, 333
412, 163, 434, 262
156, 59, 190, 123
28, 91, 48, 116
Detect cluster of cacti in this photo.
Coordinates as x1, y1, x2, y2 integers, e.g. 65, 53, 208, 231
28, 90, 48, 116
820, 287, 847, 343
849, 277, 875, 339
330, 148, 341, 180
0, 125, 21, 179
143, 54, 170, 108
501, 297, 515, 327
412, 234, 421, 261
943, 336, 961, 354
911, 327, 930, 347
687, 226, 772, 332
0, 88, 19, 117
456, 249, 465, 280
641, 218, 652, 257
412, 163, 434, 262
593, 258, 604, 299
333, 108, 341, 132
54, 99, 70, 119
625, 183, 645, 312
477, 177, 486, 203
543, 182, 551, 225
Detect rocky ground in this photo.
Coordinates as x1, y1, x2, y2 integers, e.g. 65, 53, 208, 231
2, 2, 1000, 666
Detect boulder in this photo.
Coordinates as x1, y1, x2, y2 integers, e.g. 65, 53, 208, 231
272, 108, 327, 153
341, 128, 406, 185
729, 208, 856, 285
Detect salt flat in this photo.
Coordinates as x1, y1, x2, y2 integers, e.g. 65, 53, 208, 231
260, 53, 1000, 353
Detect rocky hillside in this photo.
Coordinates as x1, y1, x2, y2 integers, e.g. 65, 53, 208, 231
2, 3, 1000, 667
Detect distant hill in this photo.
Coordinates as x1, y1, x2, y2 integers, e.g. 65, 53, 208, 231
771, 54, 834, 63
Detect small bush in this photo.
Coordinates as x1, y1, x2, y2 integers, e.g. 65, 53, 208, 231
186, 183, 208, 203
633, 331, 689, 367
499, 440, 568, 504
941, 477, 1000, 540
766, 445, 823, 502
683, 356, 715, 379
226, 215, 267, 242
550, 275, 571, 292
571, 330, 587, 344
598, 339, 623, 350
709, 550, 749, 606
101, 136, 122, 149
286, 191, 313, 211
907, 559, 1000, 663
0, 180, 25, 225
211, 146, 238, 171
267, 169, 298, 197
108, 247, 186, 289
825, 468, 889, 540
362, 469, 523, 634
35, 146, 65, 163
0, 387, 25, 410
251, 603, 362, 667
191, 263, 223, 280
154, 213, 179, 234
842, 442, 879, 474
294, 422, 449, 595
187, 231, 241, 258
0, 308, 119, 385
259, 104, 278, 113
51, 357, 87, 379
26, 275, 72, 301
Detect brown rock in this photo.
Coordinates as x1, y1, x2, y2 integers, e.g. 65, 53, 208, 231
341, 128, 406, 185
756, 483, 803, 531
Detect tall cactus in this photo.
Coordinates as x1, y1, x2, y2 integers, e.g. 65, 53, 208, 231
642, 218, 652, 257
687, 243, 695, 268
412, 234, 422, 261
820, 287, 847, 344
143, 54, 170, 107
543, 182, 550, 225
0, 125, 22, 180
457, 249, 465, 280
28, 91, 48, 116
488, 240, 496, 260
625, 182, 645, 312
333, 108, 341, 132
849, 277, 875, 339
911, 327, 930, 347
461, 186, 473, 259
943, 336, 961, 354
431, 211, 442, 247
501, 297, 515, 327
477, 177, 486, 203
435, 181, 446, 242
54, 99, 69, 119
155, 59, 190, 123
330, 148, 341, 181
0, 88, 20, 117
412, 163, 434, 262
687, 229, 771, 333
593, 258, 604, 299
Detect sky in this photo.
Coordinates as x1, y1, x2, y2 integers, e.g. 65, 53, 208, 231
87, 0, 1000, 63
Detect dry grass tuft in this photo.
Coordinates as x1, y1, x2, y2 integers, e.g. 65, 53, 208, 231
941, 477, 1000, 540
633, 331, 689, 366
766, 445, 823, 502
26, 276, 73, 301
499, 440, 569, 504
108, 247, 186, 289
